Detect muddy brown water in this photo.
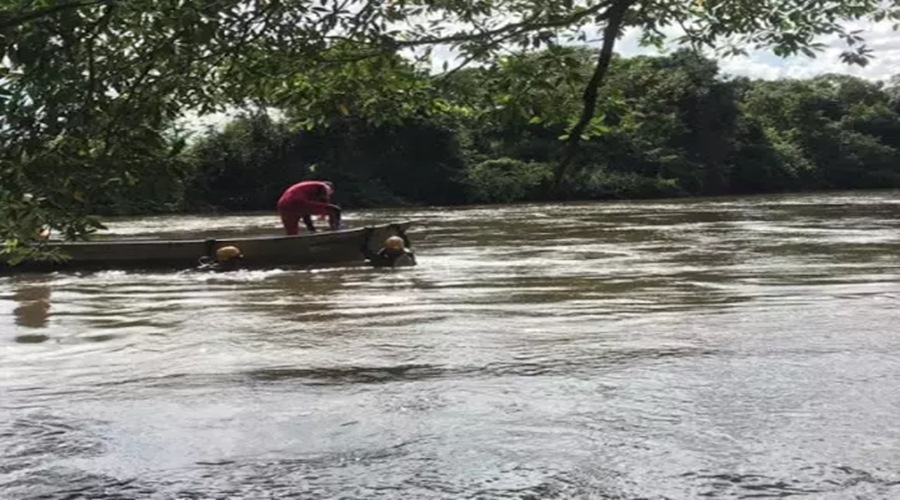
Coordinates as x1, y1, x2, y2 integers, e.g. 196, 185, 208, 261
2, 191, 899, 499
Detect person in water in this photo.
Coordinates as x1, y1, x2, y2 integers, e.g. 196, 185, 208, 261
277, 180, 342, 235
362, 232, 416, 268
197, 245, 244, 272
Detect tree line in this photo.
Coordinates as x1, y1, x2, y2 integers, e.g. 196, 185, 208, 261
110, 49, 899, 214
4, 0, 900, 261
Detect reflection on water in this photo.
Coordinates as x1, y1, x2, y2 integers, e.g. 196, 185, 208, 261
13, 285, 51, 331
1, 191, 900, 499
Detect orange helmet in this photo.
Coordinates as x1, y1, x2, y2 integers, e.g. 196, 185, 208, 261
215, 245, 243, 262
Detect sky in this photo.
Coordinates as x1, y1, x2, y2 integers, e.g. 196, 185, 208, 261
615, 19, 900, 82
185, 19, 900, 131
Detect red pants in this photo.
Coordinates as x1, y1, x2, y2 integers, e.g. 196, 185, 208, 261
277, 200, 332, 235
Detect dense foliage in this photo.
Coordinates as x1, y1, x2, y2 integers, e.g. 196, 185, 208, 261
2, 0, 900, 261
180, 49, 900, 210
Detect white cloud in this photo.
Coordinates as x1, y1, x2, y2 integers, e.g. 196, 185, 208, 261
177, 108, 284, 136
424, 19, 900, 82
613, 20, 900, 82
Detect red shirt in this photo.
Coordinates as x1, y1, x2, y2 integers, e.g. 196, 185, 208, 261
277, 181, 332, 214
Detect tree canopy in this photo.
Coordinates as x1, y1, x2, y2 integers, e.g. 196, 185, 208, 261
2, 0, 900, 261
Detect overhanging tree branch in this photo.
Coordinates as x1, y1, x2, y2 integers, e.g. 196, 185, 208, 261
0, 0, 112, 31
551, 0, 635, 192
390, 0, 616, 48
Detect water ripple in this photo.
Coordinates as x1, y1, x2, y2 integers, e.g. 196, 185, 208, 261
2, 191, 900, 498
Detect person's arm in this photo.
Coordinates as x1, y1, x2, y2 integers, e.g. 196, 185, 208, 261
399, 231, 412, 249
360, 228, 378, 260
328, 204, 342, 231
302, 215, 316, 233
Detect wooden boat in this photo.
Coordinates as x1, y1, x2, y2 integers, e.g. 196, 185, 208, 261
0, 221, 413, 273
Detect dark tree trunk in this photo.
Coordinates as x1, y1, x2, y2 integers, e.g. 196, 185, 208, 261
551, 0, 635, 193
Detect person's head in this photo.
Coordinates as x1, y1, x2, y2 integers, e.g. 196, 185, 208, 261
383, 236, 406, 255
215, 245, 243, 262
313, 182, 332, 201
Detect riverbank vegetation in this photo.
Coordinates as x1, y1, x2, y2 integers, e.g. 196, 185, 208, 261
3, 0, 900, 259
183, 50, 900, 211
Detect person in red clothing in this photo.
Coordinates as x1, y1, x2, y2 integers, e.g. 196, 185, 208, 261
277, 180, 342, 235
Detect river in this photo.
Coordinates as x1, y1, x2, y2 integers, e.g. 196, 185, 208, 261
2, 191, 899, 499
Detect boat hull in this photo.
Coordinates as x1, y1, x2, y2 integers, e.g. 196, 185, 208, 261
1, 222, 413, 273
